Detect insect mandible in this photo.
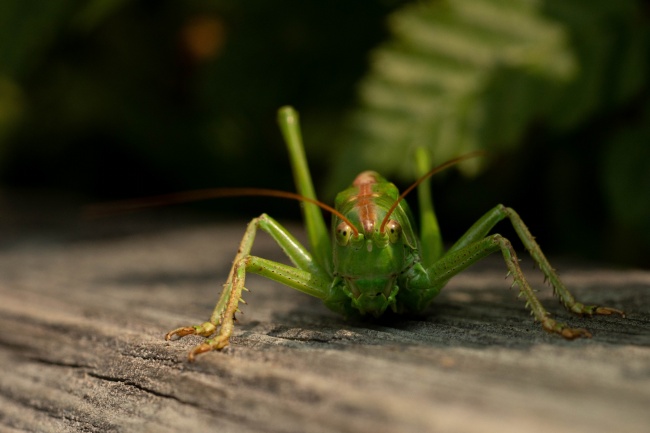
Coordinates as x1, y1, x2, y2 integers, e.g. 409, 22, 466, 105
162, 106, 624, 361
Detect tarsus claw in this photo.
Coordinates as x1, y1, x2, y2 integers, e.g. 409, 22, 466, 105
188, 343, 214, 362
165, 326, 198, 341
560, 327, 592, 340
542, 317, 592, 340
165, 322, 226, 361
594, 307, 626, 318
165, 322, 217, 341
187, 336, 230, 362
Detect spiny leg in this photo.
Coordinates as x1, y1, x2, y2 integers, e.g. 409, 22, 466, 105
502, 206, 624, 318
421, 234, 594, 338
164, 215, 262, 360
165, 213, 330, 361
445, 204, 624, 320
493, 235, 590, 338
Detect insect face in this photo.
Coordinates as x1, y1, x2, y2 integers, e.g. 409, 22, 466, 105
332, 211, 405, 316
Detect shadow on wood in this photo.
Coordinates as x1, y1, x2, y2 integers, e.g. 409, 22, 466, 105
1, 217, 649, 433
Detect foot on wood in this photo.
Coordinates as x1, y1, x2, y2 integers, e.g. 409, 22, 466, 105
165, 322, 217, 340
592, 306, 626, 318
542, 317, 592, 340
188, 336, 230, 362
571, 303, 626, 318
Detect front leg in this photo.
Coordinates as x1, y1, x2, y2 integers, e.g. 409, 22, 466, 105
399, 201, 623, 337
407, 234, 595, 338
165, 214, 330, 361
445, 205, 624, 319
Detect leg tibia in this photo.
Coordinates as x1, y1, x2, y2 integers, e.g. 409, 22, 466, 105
445, 205, 624, 318
421, 234, 594, 338
165, 213, 330, 361
500, 206, 624, 318
490, 235, 589, 337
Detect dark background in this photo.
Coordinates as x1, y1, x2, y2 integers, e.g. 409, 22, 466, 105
1, 0, 648, 266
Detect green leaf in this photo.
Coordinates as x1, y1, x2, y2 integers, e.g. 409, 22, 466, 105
326, 0, 578, 193
326, 0, 647, 195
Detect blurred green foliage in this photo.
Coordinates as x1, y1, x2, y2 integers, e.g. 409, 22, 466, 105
0, 0, 395, 196
0, 0, 648, 266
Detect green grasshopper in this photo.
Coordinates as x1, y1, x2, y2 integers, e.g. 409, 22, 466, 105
165, 106, 624, 361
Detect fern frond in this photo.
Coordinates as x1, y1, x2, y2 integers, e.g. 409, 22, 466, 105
326, 0, 645, 193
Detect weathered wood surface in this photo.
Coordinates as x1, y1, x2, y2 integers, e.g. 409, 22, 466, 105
1, 215, 649, 433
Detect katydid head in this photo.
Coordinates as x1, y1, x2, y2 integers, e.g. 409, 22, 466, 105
332, 171, 417, 316
331, 152, 485, 317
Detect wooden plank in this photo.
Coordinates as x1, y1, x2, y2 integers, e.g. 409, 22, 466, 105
1, 217, 649, 433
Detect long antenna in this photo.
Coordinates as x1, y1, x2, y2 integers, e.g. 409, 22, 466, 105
84, 187, 359, 237
379, 151, 486, 233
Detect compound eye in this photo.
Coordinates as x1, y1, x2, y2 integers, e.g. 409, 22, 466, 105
335, 221, 353, 246
385, 219, 401, 243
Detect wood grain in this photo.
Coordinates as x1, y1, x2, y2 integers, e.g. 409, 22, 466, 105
1, 216, 649, 433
